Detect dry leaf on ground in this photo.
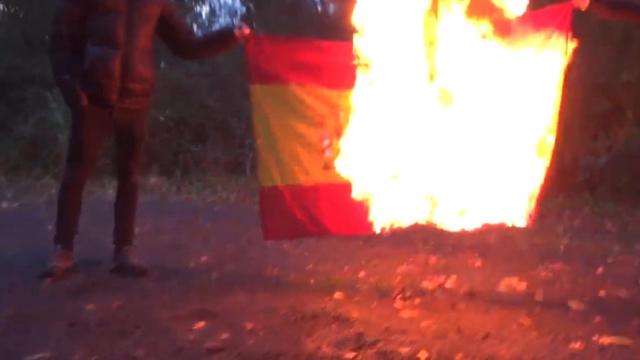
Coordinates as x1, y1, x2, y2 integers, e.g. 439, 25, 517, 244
594, 335, 633, 347
399, 309, 419, 319
396, 263, 417, 274
616, 289, 631, 299
467, 255, 483, 268
421, 275, 447, 291
417, 349, 430, 360
497, 277, 528, 293
192, 321, 207, 330
420, 320, 434, 328
444, 275, 458, 289
569, 341, 585, 351
518, 316, 533, 327
394, 299, 405, 310
344, 351, 359, 359
568, 300, 586, 311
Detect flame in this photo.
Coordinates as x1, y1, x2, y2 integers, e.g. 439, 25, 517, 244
335, 0, 577, 232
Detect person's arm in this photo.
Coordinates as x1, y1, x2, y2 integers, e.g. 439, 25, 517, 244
49, 0, 88, 107
156, 1, 251, 60
575, 0, 640, 22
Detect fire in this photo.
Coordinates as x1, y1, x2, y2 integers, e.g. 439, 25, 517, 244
335, 0, 577, 232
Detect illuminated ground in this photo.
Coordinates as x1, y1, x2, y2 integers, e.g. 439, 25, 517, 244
1, 183, 639, 359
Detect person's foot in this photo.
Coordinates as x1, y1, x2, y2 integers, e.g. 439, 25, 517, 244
38, 246, 76, 280
110, 246, 149, 278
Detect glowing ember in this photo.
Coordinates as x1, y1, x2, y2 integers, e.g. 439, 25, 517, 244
335, 0, 577, 232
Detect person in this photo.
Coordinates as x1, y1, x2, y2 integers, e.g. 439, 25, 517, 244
41, 0, 252, 279
574, 0, 640, 19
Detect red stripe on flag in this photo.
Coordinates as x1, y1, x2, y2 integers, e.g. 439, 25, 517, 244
517, 2, 574, 34
260, 184, 373, 240
245, 35, 356, 90
493, 2, 575, 37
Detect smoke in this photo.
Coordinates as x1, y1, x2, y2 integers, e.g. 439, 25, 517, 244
189, 0, 248, 34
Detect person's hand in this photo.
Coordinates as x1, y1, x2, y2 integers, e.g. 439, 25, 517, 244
573, 0, 591, 11
234, 22, 253, 42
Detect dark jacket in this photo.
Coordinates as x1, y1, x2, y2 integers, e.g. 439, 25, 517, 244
590, 0, 640, 22
49, 0, 240, 109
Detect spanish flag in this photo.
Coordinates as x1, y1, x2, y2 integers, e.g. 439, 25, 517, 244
246, 35, 374, 240
246, 2, 575, 240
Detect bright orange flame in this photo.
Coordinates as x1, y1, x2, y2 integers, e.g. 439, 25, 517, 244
335, 0, 577, 233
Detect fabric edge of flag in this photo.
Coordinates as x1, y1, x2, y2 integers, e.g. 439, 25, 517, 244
259, 183, 373, 241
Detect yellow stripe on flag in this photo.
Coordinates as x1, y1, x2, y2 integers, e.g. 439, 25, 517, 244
250, 84, 351, 187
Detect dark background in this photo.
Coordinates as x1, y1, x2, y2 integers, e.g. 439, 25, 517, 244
0, 0, 638, 204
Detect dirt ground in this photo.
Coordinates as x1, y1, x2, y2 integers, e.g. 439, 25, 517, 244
1, 180, 639, 360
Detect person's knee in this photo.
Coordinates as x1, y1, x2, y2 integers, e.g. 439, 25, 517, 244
117, 163, 141, 185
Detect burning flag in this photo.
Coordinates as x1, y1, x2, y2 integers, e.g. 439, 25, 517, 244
246, 0, 577, 240
246, 36, 373, 240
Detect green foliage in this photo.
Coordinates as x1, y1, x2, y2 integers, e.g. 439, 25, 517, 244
150, 46, 253, 179
0, 37, 68, 176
